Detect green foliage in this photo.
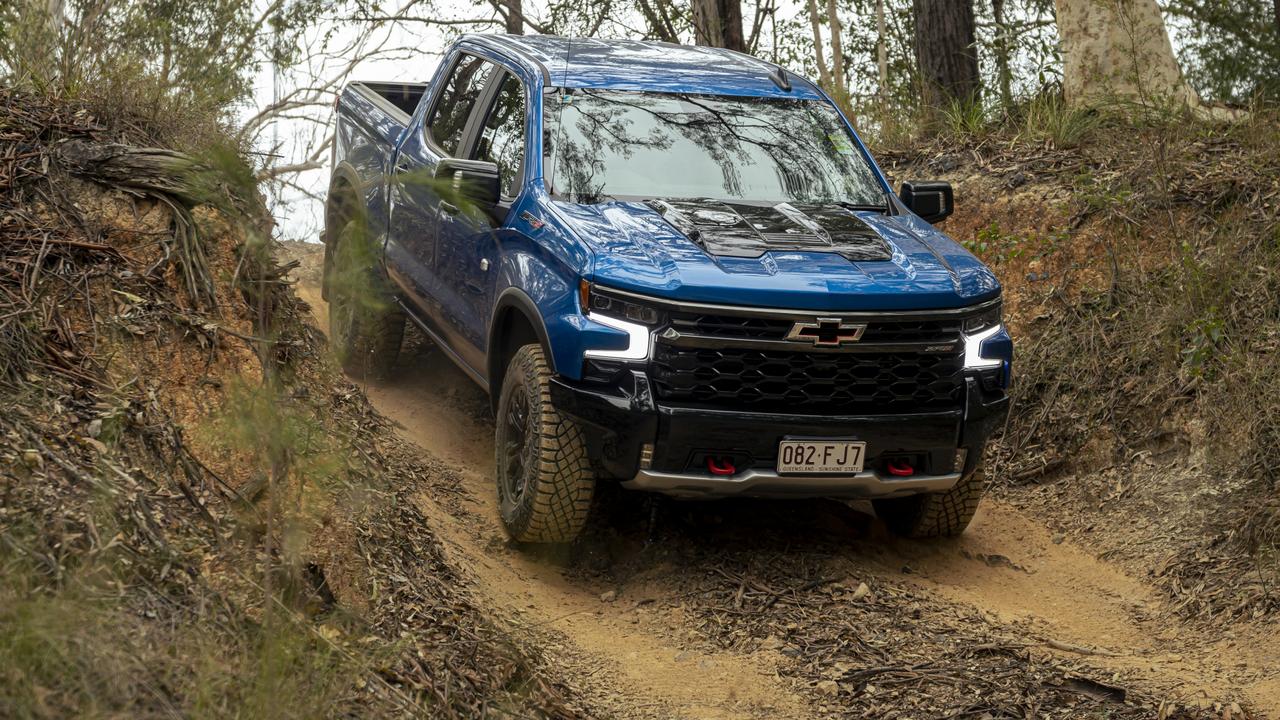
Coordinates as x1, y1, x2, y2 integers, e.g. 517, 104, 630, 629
967, 223, 1021, 262
939, 96, 993, 138
1012, 92, 1102, 148
1181, 306, 1226, 377
0, 0, 337, 134
769, 0, 1063, 140
965, 222, 1067, 265
0, 551, 360, 720
1071, 170, 1135, 216
0, 569, 147, 719
1164, 0, 1280, 105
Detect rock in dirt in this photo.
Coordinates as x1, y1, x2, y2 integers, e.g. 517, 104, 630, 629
816, 680, 840, 697
760, 635, 784, 650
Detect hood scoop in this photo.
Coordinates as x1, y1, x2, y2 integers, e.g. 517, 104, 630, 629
646, 199, 893, 262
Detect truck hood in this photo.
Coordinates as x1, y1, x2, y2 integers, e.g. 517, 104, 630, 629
552, 199, 1000, 311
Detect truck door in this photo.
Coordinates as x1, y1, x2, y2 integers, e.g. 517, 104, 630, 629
386, 52, 495, 334
434, 69, 527, 375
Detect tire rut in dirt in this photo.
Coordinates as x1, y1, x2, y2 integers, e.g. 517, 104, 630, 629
560, 495, 1233, 719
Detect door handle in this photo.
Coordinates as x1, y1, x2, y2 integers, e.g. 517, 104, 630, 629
440, 200, 460, 215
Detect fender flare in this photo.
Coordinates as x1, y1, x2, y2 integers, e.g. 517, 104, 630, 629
325, 163, 365, 237
488, 287, 556, 402
323, 163, 371, 299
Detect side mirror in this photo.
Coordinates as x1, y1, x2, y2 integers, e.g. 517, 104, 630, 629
435, 158, 501, 215
899, 181, 954, 224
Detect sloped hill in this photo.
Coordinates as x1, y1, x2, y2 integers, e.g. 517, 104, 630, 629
0, 89, 587, 718
880, 109, 1280, 624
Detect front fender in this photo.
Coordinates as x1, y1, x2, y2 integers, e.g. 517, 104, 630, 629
491, 246, 587, 380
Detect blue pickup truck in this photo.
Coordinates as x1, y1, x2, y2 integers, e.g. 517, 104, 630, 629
325, 34, 1012, 543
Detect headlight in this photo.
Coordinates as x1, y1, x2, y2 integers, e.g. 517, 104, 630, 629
581, 282, 661, 361
581, 282, 663, 326
961, 300, 1006, 370
962, 302, 1001, 333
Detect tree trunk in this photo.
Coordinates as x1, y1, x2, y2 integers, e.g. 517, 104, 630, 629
912, 0, 981, 110
826, 0, 844, 86
721, 0, 744, 51
877, 0, 888, 115
992, 0, 1013, 109
1053, 0, 1200, 107
692, 0, 745, 51
826, 0, 849, 109
503, 0, 523, 34
1273, 0, 1279, 38
805, 0, 831, 88
639, 0, 681, 43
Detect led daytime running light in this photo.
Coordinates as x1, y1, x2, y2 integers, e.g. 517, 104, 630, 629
584, 312, 651, 361
963, 324, 1004, 369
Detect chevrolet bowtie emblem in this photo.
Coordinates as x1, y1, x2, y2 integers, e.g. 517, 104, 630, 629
785, 318, 867, 347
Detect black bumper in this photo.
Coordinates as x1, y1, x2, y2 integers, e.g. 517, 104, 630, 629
550, 371, 1009, 498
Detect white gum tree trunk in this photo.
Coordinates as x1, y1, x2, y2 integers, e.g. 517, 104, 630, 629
1053, 0, 1201, 108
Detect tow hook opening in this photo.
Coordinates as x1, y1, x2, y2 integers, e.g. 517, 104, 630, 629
706, 456, 737, 476
885, 458, 915, 477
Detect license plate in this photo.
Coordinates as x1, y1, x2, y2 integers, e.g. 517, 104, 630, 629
777, 440, 866, 474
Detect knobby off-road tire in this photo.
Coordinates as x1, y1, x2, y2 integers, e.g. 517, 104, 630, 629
873, 464, 988, 538
328, 222, 404, 380
495, 345, 595, 543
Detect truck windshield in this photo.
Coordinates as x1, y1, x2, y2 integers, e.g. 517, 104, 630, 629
545, 90, 887, 208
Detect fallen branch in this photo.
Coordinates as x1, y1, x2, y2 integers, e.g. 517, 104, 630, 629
1044, 638, 1119, 657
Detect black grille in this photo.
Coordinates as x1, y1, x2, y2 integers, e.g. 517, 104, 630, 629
861, 318, 961, 343
651, 345, 964, 414
668, 313, 793, 339
667, 311, 961, 345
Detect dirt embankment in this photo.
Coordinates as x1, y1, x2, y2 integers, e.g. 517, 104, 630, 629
0, 91, 587, 718
881, 116, 1280, 632
284, 218, 1279, 719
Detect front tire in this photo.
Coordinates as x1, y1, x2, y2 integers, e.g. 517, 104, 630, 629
873, 464, 988, 538
494, 345, 595, 543
327, 222, 404, 380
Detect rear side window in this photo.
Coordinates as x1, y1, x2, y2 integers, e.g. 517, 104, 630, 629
474, 74, 526, 197
427, 54, 493, 155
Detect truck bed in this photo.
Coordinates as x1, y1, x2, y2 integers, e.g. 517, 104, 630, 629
353, 81, 432, 117
329, 79, 434, 284
334, 79, 431, 168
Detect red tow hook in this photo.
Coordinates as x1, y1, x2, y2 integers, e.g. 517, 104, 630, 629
707, 456, 737, 476
886, 458, 915, 477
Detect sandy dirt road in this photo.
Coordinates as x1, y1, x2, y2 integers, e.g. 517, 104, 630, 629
289, 252, 1278, 719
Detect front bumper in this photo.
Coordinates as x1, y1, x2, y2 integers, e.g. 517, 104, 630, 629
549, 371, 1009, 500
628, 467, 961, 499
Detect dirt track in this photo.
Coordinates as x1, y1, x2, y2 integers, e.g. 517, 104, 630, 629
288, 246, 1278, 719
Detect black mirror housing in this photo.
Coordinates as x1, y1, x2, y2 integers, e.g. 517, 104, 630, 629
435, 157, 501, 213
899, 181, 954, 224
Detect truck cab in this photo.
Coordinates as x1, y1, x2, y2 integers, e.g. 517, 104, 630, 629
325, 35, 1012, 543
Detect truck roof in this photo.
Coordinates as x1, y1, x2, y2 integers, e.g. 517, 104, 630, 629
463, 34, 824, 99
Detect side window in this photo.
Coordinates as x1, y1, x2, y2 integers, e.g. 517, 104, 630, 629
426, 54, 493, 156
474, 74, 527, 197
